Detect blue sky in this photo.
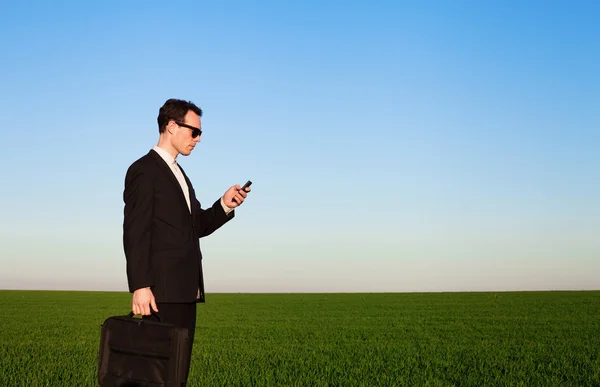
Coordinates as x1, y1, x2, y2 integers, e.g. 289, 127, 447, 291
0, 0, 598, 292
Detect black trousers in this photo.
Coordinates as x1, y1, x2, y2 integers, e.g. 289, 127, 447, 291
143, 302, 197, 383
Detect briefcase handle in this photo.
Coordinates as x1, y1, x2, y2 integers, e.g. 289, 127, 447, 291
127, 310, 163, 321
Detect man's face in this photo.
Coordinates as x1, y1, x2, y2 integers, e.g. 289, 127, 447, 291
172, 110, 202, 156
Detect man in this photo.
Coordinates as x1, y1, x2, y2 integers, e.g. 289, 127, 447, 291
122, 98, 250, 382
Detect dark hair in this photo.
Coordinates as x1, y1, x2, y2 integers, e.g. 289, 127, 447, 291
157, 98, 203, 133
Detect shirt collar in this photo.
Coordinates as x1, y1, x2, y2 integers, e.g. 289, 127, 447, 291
152, 145, 177, 166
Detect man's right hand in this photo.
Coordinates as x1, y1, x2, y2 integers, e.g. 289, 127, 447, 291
132, 287, 158, 315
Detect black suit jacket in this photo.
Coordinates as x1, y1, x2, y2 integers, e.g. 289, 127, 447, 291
122, 149, 234, 303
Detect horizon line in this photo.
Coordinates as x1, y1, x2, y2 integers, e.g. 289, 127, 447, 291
1, 288, 598, 294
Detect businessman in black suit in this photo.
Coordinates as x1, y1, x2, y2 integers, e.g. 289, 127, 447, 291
122, 98, 250, 382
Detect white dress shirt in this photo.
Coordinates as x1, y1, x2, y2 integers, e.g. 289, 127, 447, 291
152, 145, 233, 214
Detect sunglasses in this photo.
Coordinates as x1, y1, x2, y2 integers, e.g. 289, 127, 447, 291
175, 121, 202, 138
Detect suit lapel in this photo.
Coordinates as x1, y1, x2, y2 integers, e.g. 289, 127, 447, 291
148, 150, 190, 213
178, 165, 197, 220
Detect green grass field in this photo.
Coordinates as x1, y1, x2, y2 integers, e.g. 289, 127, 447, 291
0, 290, 598, 386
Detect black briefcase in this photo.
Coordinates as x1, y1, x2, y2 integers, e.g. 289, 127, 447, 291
97, 311, 190, 387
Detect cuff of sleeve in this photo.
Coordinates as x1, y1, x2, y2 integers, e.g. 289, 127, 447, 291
220, 197, 234, 214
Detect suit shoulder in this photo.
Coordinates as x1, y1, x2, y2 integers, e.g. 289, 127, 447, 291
126, 151, 157, 173
124, 152, 161, 188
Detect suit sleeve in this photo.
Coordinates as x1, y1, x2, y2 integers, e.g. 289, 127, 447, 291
123, 164, 154, 292
193, 197, 234, 238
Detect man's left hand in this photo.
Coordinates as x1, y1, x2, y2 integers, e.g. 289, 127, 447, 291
222, 184, 251, 208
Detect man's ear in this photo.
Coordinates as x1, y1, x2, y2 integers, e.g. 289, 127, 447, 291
167, 120, 177, 134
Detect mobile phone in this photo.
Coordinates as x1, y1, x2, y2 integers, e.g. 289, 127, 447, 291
241, 180, 252, 190
233, 180, 252, 204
